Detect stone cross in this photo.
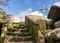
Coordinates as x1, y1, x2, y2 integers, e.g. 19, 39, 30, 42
40, 5, 48, 17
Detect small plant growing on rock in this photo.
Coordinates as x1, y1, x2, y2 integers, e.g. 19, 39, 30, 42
49, 33, 56, 43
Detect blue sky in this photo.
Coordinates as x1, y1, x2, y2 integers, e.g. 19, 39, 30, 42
0, 0, 60, 21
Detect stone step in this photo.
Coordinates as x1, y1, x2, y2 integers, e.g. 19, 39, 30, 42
7, 29, 19, 32
7, 31, 20, 34
6, 35, 33, 42
7, 31, 30, 34
7, 33, 16, 36
6, 36, 32, 40
19, 25, 25, 28
8, 26, 27, 29
6, 33, 31, 37
8, 28, 28, 31
6, 32, 20, 36
7, 31, 31, 36
18, 28, 28, 32
4, 41, 34, 43
7, 28, 28, 32
20, 28, 28, 30
8, 27, 28, 29
17, 32, 31, 36
5, 24, 34, 43
19, 26, 29, 29
20, 30, 29, 32
9, 38, 33, 42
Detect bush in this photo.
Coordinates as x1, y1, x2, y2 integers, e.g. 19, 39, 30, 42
49, 33, 56, 43
0, 37, 5, 43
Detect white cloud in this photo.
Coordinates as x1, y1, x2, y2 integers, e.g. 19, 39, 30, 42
53, 2, 60, 7
19, 8, 47, 22
47, 2, 60, 12
30, 11, 43, 16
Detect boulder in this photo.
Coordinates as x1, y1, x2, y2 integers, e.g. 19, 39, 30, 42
36, 30, 45, 43
47, 5, 60, 29
47, 3, 60, 29
45, 27, 60, 43
54, 20, 60, 28
5, 14, 20, 23
48, 5, 60, 21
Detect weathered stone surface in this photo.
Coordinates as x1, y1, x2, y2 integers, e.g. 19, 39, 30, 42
25, 15, 52, 32
54, 20, 60, 28
45, 27, 60, 43
48, 19, 56, 29
36, 31, 45, 43
4, 41, 34, 43
45, 30, 52, 35
47, 5, 60, 29
5, 15, 20, 23
47, 3, 60, 29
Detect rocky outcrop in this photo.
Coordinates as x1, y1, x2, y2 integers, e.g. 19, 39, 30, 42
45, 27, 60, 43
37, 31, 45, 43
48, 5, 60, 21
0, 8, 6, 23
45, 3, 60, 43
47, 5, 60, 29
54, 20, 60, 28
5, 14, 20, 23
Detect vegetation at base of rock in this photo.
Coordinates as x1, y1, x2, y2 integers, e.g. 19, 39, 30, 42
0, 37, 1, 43
0, 37, 5, 43
49, 33, 56, 43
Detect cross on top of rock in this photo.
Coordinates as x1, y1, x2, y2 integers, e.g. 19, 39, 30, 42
40, 5, 48, 17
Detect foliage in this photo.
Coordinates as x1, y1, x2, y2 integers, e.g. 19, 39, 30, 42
0, 37, 3, 43
47, 25, 51, 30
49, 33, 56, 43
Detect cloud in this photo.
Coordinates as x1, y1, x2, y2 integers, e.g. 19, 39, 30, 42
53, 2, 60, 7
19, 8, 47, 22
48, 2, 60, 12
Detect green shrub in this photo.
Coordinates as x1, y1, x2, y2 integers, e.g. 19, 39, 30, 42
49, 33, 56, 43
0, 37, 5, 43
0, 37, 2, 43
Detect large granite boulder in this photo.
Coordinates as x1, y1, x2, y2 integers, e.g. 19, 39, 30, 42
36, 30, 45, 43
54, 20, 60, 28
47, 3, 60, 29
45, 27, 60, 43
48, 5, 60, 21
5, 14, 20, 23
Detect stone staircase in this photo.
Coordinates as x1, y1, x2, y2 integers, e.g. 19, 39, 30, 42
4, 25, 34, 43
